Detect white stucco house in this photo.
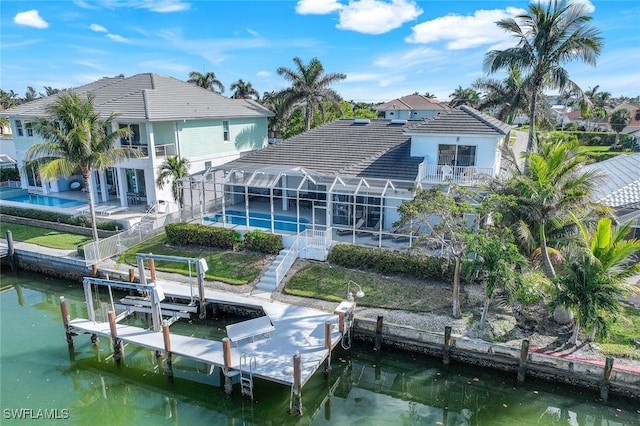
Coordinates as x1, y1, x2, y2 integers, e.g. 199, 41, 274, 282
375, 94, 450, 121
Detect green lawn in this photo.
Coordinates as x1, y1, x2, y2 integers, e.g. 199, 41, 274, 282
598, 306, 640, 359
579, 145, 611, 153
0, 222, 92, 250
118, 234, 264, 285
284, 264, 454, 312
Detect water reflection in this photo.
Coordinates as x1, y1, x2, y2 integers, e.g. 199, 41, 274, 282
1, 271, 638, 425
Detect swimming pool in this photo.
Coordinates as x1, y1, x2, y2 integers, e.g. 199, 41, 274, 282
1, 193, 86, 208
205, 210, 310, 232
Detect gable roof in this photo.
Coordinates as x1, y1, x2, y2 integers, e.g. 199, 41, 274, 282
583, 153, 640, 209
228, 119, 422, 180
4, 73, 273, 122
375, 94, 449, 112
404, 106, 511, 136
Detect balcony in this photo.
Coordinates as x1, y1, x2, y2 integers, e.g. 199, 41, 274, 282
121, 142, 149, 157
155, 144, 177, 158
418, 163, 493, 185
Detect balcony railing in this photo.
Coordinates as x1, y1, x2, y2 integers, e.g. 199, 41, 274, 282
121, 143, 149, 157
418, 164, 493, 184
155, 144, 177, 157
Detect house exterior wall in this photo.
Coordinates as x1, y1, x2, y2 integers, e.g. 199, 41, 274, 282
178, 118, 267, 158
409, 134, 503, 171
383, 110, 440, 121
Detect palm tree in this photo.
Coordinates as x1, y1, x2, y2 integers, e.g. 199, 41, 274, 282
156, 156, 189, 207
230, 79, 259, 100
0, 116, 9, 136
472, 66, 529, 123
484, 0, 603, 155
276, 57, 346, 131
24, 92, 141, 242
553, 217, 640, 345
448, 86, 480, 108
610, 108, 631, 145
187, 71, 225, 94
496, 136, 607, 280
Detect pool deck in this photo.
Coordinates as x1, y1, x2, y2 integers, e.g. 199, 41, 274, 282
68, 279, 345, 387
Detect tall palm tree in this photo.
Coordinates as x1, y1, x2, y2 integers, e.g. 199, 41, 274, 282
448, 86, 480, 108
610, 108, 631, 145
553, 217, 640, 345
156, 156, 189, 207
24, 92, 141, 242
484, 0, 603, 155
473, 67, 529, 123
230, 79, 259, 100
496, 136, 607, 280
0, 116, 9, 136
276, 57, 346, 131
187, 71, 225, 94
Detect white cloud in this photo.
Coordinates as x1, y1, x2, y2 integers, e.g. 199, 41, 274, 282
106, 33, 129, 43
296, 0, 343, 15
337, 0, 422, 35
538, 0, 595, 14
257, 71, 271, 78
247, 28, 260, 38
73, 0, 98, 10
145, 1, 191, 13
14, 10, 49, 29
406, 7, 525, 50
90, 24, 108, 32
74, 60, 104, 70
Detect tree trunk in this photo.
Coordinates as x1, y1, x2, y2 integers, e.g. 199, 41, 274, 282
82, 171, 100, 243
539, 220, 556, 280
588, 326, 597, 342
569, 321, 580, 346
452, 256, 462, 319
479, 297, 490, 330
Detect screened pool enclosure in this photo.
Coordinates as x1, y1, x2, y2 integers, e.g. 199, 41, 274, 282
178, 164, 431, 250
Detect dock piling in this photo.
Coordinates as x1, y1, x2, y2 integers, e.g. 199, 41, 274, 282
6, 230, 17, 271
59, 296, 74, 348
149, 258, 156, 282
324, 321, 332, 374
128, 268, 135, 283
517, 339, 530, 384
108, 311, 123, 364
374, 316, 384, 351
443, 326, 452, 365
222, 337, 232, 394
292, 351, 303, 416
600, 357, 614, 401
162, 320, 174, 378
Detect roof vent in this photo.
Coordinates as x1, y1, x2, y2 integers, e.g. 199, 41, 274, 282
354, 118, 370, 124
390, 119, 407, 125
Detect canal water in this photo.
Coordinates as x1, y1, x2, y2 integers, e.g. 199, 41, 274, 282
1, 270, 638, 425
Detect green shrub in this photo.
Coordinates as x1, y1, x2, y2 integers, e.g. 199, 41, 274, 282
0, 166, 19, 181
165, 223, 238, 249
0, 205, 119, 230
241, 229, 283, 254
328, 244, 453, 282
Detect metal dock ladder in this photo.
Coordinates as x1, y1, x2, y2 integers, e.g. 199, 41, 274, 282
240, 354, 257, 399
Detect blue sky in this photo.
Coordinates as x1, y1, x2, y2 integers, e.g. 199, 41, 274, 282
2, 0, 639, 103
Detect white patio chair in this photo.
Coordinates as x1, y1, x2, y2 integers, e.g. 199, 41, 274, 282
441, 164, 453, 181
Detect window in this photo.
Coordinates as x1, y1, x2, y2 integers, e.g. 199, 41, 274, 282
15, 120, 24, 137
119, 124, 141, 144
204, 161, 212, 169
25, 122, 34, 137
223, 121, 229, 142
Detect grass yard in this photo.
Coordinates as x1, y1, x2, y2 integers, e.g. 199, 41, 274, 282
0, 222, 92, 250
118, 234, 264, 285
284, 264, 454, 312
598, 306, 640, 359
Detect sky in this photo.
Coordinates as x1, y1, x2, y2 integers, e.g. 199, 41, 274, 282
1, 0, 639, 103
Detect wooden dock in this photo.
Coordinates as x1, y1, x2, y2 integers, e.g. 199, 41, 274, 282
68, 279, 345, 388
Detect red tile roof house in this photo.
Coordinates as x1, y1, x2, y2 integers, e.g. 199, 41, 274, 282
2, 73, 273, 217
181, 106, 512, 259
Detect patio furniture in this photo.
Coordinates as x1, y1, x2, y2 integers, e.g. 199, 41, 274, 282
100, 206, 129, 216
336, 218, 364, 235
441, 165, 453, 181
225, 315, 275, 346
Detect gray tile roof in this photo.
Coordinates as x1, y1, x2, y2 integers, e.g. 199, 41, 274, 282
3, 73, 273, 122
583, 153, 640, 208
404, 106, 511, 136
375, 94, 449, 111
229, 119, 422, 180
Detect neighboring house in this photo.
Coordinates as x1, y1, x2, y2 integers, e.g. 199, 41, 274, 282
2, 73, 273, 211
375, 94, 449, 121
583, 153, 640, 238
182, 106, 510, 249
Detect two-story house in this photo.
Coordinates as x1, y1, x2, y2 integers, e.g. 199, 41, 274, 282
375, 94, 450, 121
181, 106, 511, 250
3, 73, 273, 212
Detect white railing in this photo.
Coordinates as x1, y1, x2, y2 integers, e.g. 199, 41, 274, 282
155, 144, 176, 157
0, 181, 22, 188
420, 165, 493, 184
274, 238, 299, 285
301, 229, 329, 248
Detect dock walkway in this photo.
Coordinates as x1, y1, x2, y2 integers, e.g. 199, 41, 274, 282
69, 279, 344, 387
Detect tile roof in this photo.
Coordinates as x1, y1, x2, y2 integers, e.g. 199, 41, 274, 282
229, 119, 422, 180
404, 106, 511, 136
4, 73, 273, 121
583, 153, 640, 208
376, 94, 449, 112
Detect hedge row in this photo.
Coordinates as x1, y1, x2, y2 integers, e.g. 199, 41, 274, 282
241, 229, 283, 255
0, 205, 120, 231
165, 223, 238, 249
328, 244, 454, 282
